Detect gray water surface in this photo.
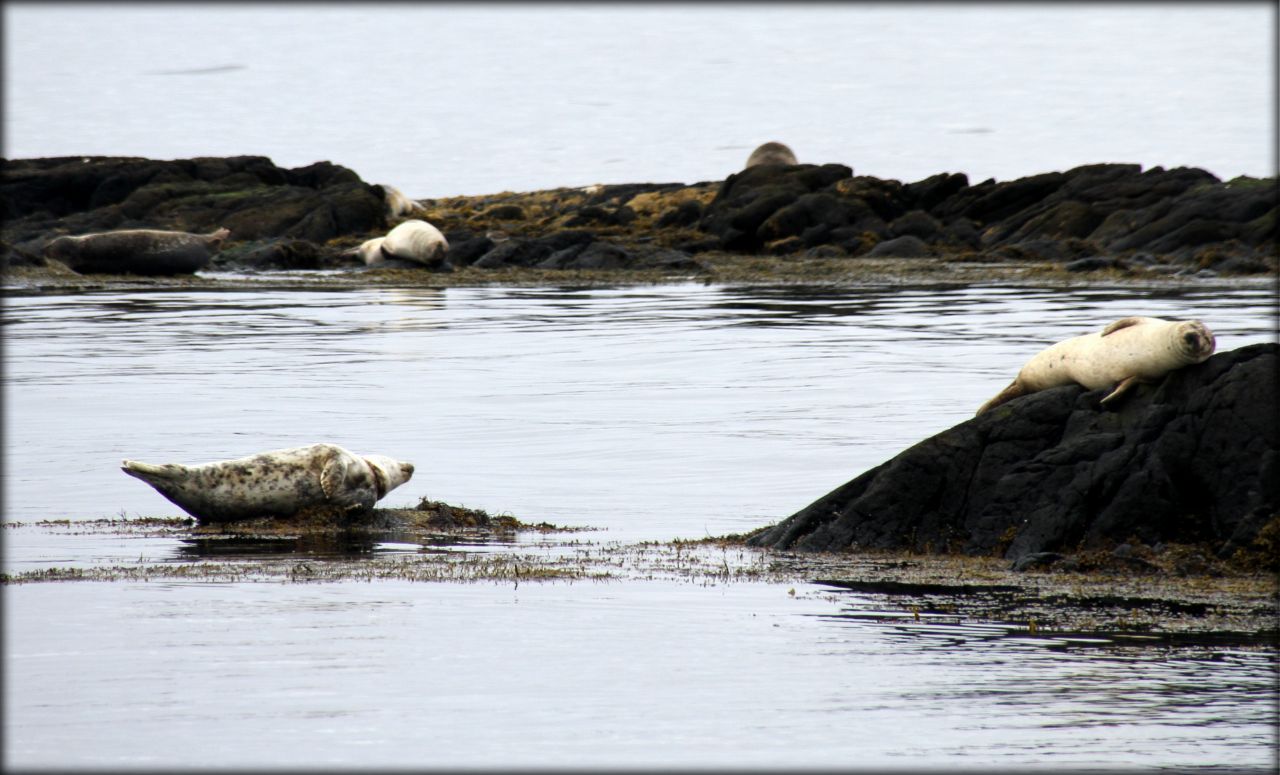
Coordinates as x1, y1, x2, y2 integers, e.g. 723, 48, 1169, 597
4, 283, 1277, 770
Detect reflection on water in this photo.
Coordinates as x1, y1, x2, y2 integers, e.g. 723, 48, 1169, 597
4, 283, 1277, 770
172, 530, 507, 560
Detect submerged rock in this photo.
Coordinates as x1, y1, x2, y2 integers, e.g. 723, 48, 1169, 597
746, 344, 1278, 563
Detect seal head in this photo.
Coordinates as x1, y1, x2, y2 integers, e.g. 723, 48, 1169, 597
745, 141, 798, 169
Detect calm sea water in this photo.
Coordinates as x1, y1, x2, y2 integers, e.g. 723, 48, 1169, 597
4, 6, 1278, 767
5, 4, 1273, 196
3, 283, 1277, 770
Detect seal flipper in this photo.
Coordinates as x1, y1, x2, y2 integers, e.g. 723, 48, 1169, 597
1099, 375, 1142, 407
976, 380, 1026, 416
1101, 317, 1144, 337
319, 453, 349, 501
121, 460, 187, 485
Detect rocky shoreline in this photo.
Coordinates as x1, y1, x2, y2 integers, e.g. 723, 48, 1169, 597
2, 154, 1275, 289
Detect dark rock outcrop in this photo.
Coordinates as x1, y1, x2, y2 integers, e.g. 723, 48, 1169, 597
698, 163, 854, 252
686, 159, 1275, 273
1, 155, 387, 272
4, 155, 1274, 277
746, 344, 1278, 563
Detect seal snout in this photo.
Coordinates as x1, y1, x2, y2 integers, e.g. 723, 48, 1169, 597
1179, 322, 1216, 361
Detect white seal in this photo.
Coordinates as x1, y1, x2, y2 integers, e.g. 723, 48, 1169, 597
121, 443, 415, 523
380, 184, 420, 218
380, 219, 449, 266
977, 316, 1217, 414
745, 141, 798, 168
355, 237, 387, 266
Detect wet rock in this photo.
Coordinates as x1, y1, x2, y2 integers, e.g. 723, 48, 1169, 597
805, 244, 848, 259
561, 241, 629, 270
888, 210, 944, 241
537, 244, 588, 268
1010, 552, 1064, 572
1003, 200, 1105, 243
564, 204, 636, 227
1064, 256, 1126, 272
829, 226, 869, 254
472, 239, 553, 269
0, 239, 45, 268
215, 239, 330, 270
698, 163, 853, 251
765, 236, 806, 256
481, 203, 526, 220
1209, 254, 1273, 276
657, 200, 704, 228
534, 229, 597, 252
865, 235, 931, 258
675, 236, 722, 254
904, 172, 969, 212
938, 171, 1067, 223
0, 155, 386, 247
746, 343, 1278, 561
7, 155, 1274, 277
757, 192, 863, 243
943, 218, 982, 248
444, 235, 496, 267
636, 248, 705, 272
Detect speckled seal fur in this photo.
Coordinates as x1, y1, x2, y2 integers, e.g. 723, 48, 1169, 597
121, 443, 414, 523
44, 227, 230, 275
977, 316, 1216, 415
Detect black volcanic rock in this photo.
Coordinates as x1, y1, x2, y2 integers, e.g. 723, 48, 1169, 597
746, 344, 1278, 561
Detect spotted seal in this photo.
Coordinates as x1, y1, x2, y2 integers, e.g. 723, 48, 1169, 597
976, 316, 1216, 415
43, 227, 230, 276
121, 443, 414, 523
745, 141, 798, 168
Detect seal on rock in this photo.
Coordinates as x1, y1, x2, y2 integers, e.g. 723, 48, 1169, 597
355, 236, 388, 265
360, 219, 449, 268
745, 141, 798, 169
44, 227, 230, 276
977, 316, 1216, 415
121, 443, 415, 523
380, 184, 420, 218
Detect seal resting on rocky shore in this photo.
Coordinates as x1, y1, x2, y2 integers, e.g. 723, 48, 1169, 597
353, 219, 449, 268
43, 227, 230, 276
379, 184, 420, 218
745, 141, 798, 168
121, 443, 414, 524
977, 316, 1216, 414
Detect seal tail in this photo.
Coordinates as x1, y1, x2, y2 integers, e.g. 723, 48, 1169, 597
976, 380, 1026, 416
121, 460, 185, 485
